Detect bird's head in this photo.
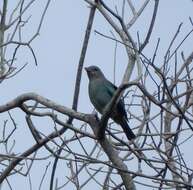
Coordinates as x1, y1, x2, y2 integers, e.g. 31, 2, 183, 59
85, 66, 105, 80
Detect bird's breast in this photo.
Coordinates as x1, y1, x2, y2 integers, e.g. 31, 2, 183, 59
88, 80, 112, 114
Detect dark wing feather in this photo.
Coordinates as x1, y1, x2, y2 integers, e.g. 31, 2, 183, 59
104, 80, 128, 120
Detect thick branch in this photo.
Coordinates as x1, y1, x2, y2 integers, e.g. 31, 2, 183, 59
89, 116, 136, 190
0, 92, 88, 122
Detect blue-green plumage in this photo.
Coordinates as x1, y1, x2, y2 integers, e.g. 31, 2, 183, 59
85, 65, 135, 141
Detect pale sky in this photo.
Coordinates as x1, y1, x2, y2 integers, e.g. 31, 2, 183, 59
0, 1, 193, 189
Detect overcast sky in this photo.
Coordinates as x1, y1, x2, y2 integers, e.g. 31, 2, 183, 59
0, 1, 193, 189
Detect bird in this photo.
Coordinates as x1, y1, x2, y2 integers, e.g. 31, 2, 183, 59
85, 65, 135, 141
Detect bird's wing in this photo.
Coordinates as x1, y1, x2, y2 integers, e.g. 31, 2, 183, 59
104, 80, 128, 120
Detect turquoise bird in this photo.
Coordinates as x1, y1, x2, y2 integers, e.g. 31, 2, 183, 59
85, 65, 135, 141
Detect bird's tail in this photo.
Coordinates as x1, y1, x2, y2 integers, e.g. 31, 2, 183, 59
119, 119, 136, 141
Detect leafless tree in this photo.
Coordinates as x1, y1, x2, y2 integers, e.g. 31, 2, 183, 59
0, 0, 193, 189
